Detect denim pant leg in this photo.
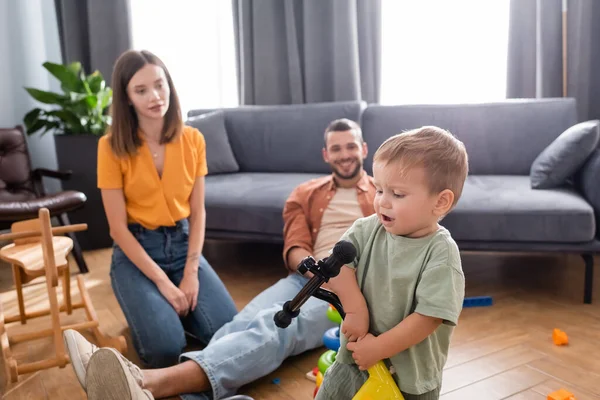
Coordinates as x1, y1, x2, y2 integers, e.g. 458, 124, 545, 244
179, 273, 337, 400
110, 220, 237, 369
169, 255, 238, 345
111, 245, 188, 368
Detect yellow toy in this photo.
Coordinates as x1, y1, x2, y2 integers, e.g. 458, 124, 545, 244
354, 361, 404, 399
274, 240, 405, 400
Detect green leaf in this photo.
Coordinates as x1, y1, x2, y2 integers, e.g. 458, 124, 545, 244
26, 118, 50, 135
81, 79, 92, 95
24, 88, 66, 105
47, 110, 83, 131
100, 88, 112, 110
66, 62, 82, 76
69, 92, 88, 102
87, 72, 105, 93
85, 95, 98, 109
23, 108, 43, 130
43, 62, 81, 92
40, 121, 61, 135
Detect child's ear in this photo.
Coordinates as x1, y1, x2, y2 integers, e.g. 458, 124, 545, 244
433, 189, 454, 216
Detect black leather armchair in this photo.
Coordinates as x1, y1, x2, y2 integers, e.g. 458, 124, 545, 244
0, 126, 88, 273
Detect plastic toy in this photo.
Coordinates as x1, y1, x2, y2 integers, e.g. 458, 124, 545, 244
552, 328, 569, 346
462, 296, 493, 307
547, 388, 576, 400
308, 305, 342, 396
274, 240, 405, 399
306, 366, 319, 382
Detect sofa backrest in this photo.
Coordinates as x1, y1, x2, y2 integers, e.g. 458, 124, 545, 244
361, 98, 578, 175
188, 101, 366, 173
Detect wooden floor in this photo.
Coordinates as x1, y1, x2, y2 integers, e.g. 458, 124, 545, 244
1, 240, 599, 399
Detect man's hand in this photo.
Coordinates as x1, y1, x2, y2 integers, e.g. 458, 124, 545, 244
341, 310, 369, 342
346, 333, 383, 370
287, 247, 313, 273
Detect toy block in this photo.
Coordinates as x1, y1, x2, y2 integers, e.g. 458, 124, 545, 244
547, 388, 576, 400
552, 328, 569, 346
306, 367, 318, 382
463, 296, 493, 308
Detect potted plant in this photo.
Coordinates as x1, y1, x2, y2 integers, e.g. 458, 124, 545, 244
22, 61, 113, 250
23, 61, 112, 137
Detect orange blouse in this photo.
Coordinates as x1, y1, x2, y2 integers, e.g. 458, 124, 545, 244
97, 126, 208, 230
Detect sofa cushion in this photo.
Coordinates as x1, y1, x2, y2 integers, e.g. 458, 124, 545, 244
576, 148, 600, 237
189, 101, 365, 174
360, 99, 578, 175
443, 176, 595, 243
204, 172, 327, 236
186, 111, 240, 175
530, 120, 600, 189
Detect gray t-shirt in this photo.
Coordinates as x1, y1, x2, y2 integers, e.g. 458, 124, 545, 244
335, 214, 465, 395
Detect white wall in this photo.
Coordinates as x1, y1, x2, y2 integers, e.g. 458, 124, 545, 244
0, 0, 64, 192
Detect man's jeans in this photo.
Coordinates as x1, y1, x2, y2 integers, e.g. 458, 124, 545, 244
110, 219, 238, 368
180, 273, 337, 400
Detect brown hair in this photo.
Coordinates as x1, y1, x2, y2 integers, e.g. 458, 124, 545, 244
107, 50, 183, 157
373, 126, 469, 206
324, 118, 363, 145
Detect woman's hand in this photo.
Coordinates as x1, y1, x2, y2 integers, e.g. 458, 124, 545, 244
156, 279, 190, 316
179, 270, 199, 311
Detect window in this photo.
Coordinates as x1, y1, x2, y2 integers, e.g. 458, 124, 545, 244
380, 0, 511, 105
129, 0, 239, 116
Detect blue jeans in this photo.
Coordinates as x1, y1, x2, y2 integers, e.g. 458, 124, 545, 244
179, 273, 337, 400
110, 219, 238, 369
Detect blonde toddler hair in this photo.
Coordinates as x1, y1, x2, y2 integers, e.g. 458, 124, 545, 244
373, 126, 469, 207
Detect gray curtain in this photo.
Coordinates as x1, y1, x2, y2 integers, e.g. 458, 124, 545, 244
54, 0, 132, 85
507, 0, 600, 121
0, 0, 63, 193
233, 0, 381, 105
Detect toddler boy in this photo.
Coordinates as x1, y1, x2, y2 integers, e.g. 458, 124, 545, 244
316, 126, 469, 400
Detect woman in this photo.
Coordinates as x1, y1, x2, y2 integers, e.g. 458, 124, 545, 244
93, 49, 238, 369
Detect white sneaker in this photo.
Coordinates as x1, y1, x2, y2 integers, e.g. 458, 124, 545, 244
63, 329, 100, 390
63, 329, 143, 391
86, 348, 151, 400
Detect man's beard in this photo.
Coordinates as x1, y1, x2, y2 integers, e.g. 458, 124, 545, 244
331, 158, 362, 180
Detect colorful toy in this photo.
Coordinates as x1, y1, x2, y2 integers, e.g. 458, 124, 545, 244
322, 324, 341, 354
310, 305, 341, 395
547, 388, 576, 400
273, 241, 405, 399
310, 304, 403, 399
306, 366, 319, 382
552, 328, 569, 346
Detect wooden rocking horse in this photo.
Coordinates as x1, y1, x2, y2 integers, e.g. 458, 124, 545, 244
0, 207, 126, 383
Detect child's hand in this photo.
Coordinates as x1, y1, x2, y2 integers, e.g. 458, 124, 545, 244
346, 334, 382, 371
342, 310, 369, 342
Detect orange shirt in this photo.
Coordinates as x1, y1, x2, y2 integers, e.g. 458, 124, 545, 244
97, 126, 208, 230
282, 171, 376, 270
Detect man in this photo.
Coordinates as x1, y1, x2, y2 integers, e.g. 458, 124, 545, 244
63, 118, 376, 400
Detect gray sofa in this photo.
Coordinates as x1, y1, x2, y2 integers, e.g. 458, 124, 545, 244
187, 98, 600, 304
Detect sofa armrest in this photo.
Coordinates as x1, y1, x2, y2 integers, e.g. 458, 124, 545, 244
576, 148, 600, 235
